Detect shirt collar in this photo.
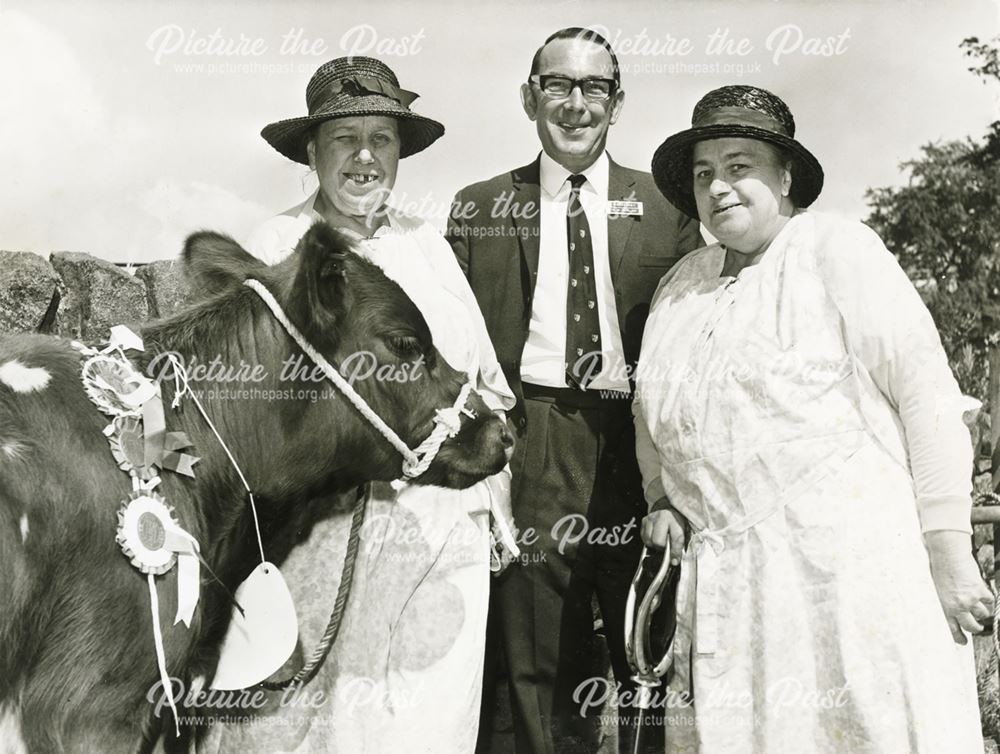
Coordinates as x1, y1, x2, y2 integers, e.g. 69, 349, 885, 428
301, 190, 324, 223
300, 189, 402, 239
539, 150, 609, 199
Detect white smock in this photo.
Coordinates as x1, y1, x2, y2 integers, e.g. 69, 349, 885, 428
199, 192, 514, 754
632, 211, 983, 753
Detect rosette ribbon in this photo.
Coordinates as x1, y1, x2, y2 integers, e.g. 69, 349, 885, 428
116, 491, 201, 735
140, 394, 199, 478
79, 327, 200, 479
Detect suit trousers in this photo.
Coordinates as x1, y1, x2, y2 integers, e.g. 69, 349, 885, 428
491, 384, 648, 754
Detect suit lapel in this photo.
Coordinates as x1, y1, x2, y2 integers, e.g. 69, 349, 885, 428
510, 159, 542, 308
607, 159, 639, 289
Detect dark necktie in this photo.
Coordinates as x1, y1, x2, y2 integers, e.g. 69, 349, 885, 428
565, 174, 602, 390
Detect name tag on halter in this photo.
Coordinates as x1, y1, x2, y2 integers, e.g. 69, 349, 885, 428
606, 200, 643, 217
212, 562, 298, 690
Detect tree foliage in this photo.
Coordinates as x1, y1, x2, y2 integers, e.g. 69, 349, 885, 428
864, 37, 1000, 402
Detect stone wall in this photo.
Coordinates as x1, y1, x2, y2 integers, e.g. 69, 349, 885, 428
0, 250, 192, 339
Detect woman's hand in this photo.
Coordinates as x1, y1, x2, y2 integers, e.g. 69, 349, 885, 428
641, 497, 688, 565
925, 530, 994, 645
485, 466, 519, 576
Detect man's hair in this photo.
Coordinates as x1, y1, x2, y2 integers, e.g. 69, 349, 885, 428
528, 27, 621, 87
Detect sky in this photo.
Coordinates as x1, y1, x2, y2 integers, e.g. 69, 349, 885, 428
1, 0, 998, 263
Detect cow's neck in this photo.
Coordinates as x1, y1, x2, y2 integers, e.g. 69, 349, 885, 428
139, 300, 348, 547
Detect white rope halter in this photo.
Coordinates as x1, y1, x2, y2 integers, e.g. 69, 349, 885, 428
243, 279, 475, 479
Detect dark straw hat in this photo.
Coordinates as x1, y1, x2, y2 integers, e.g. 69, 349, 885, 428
651, 85, 823, 219
261, 56, 445, 164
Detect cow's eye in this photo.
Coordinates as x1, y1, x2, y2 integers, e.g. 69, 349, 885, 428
385, 334, 423, 358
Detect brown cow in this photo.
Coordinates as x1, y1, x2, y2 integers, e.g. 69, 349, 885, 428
0, 222, 512, 753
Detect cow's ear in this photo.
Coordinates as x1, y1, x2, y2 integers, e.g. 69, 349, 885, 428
183, 232, 267, 298
288, 221, 351, 339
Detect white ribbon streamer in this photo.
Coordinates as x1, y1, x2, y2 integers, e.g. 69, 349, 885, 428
162, 525, 202, 627
148, 573, 181, 736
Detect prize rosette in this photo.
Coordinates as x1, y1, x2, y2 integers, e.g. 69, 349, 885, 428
81, 353, 157, 417
115, 491, 179, 575
108, 416, 158, 480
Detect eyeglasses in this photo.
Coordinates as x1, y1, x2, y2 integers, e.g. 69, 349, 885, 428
529, 75, 617, 101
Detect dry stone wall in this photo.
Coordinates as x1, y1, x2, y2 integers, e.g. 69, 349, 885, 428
0, 250, 192, 340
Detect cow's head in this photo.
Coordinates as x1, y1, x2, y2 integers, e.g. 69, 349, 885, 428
171, 222, 513, 492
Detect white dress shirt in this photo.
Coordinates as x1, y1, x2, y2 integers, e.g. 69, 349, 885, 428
520, 151, 629, 393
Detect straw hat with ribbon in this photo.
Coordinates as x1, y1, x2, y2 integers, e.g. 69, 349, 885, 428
261, 56, 445, 164
651, 85, 824, 219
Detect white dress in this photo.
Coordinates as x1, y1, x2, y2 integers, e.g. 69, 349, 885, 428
633, 211, 983, 753
198, 193, 514, 754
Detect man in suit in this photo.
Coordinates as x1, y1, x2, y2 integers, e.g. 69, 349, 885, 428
447, 27, 701, 754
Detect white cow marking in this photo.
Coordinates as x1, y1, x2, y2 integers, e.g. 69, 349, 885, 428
0, 704, 26, 754
1, 440, 27, 461
0, 361, 51, 393
19, 515, 28, 543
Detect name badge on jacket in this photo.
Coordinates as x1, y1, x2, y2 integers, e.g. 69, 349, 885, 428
606, 200, 643, 217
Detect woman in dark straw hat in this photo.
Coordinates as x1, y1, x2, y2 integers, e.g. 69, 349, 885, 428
248, 55, 450, 247
632, 85, 991, 752
201, 56, 517, 754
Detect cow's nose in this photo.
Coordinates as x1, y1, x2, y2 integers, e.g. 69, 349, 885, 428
499, 421, 514, 449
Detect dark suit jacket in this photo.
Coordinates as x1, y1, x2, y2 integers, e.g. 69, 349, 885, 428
446, 155, 702, 429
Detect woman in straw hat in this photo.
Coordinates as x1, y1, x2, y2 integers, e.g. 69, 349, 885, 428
632, 85, 991, 752
199, 56, 517, 754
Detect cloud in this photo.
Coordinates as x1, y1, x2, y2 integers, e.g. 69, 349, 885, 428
0, 9, 268, 263
0, 10, 111, 252
0, 10, 106, 143
131, 179, 270, 262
